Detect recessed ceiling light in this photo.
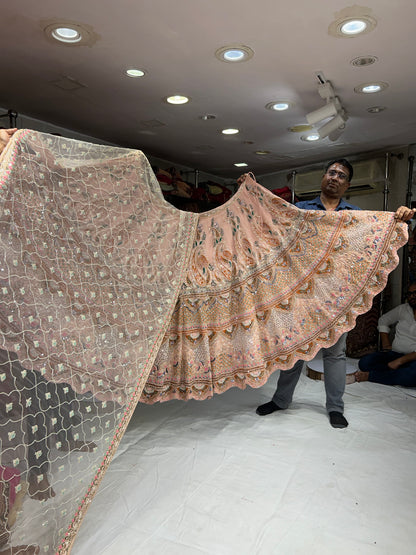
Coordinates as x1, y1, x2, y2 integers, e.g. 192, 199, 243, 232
166, 95, 190, 105
341, 19, 367, 35
329, 14, 377, 38
350, 55, 378, 67
234, 163, 248, 167
362, 85, 381, 93
43, 21, 98, 47
354, 82, 388, 94
289, 124, 313, 133
126, 69, 145, 78
200, 114, 216, 120
222, 128, 239, 135
255, 150, 271, 155
301, 133, 320, 142
265, 102, 291, 111
215, 45, 254, 63
52, 27, 82, 43
224, 50, 245, 61
367, 106, 387, 113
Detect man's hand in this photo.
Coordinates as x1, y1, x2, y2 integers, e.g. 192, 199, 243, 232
236, 173, 257, 188
388, 358, 404, 370
394, 205, 415, 222
236, 173, 249, 188
0, 128, 17, 154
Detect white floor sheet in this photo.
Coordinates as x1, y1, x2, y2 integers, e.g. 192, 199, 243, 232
72, 370, 416, 555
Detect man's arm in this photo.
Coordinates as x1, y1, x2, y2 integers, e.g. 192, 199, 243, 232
379, 331, 392, 351
388, 351, 416, 370
0, 128, 17, 154
378, 305, 404, 334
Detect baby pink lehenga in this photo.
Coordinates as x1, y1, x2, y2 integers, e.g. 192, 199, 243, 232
0, 131, 407, 552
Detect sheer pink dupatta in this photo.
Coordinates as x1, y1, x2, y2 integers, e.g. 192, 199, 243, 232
0, 130, 196, 552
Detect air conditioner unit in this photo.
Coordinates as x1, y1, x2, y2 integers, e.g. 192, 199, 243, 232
294, 158, 384, 199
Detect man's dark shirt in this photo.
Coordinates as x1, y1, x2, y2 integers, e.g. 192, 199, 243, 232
295, 195, 361, 211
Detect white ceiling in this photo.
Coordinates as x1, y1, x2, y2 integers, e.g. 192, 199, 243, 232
1, 0, 416, 178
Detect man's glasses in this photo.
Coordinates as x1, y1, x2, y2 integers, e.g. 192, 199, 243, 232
326, 169, 349, 181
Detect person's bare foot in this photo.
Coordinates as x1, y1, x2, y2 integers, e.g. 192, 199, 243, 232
58, 440, 97, 453
28, 474, 55, 501
354, 370, 369, 382
0, 545, 40, 555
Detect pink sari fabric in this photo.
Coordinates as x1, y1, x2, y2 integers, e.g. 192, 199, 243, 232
0, 130, 407, 552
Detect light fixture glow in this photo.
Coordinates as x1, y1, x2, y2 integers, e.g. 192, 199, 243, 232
215, 45, 254, 63
363, 84, 381, 93
234, 162, 248, 167
354, 82, 388, 94
301, 134, 320, 142
166, 95, 189, 105
52, 26, 82, 43
266, 102, 290, 111
224, 49, 245, 62
222, 128, 239, 135
126, 69, 145, 78
329, 14, 377, 38
255, 150, 271, 155
340, 19, 367, 35
43, 21, 98, 47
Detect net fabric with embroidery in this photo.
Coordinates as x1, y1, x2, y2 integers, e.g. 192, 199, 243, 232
0, 130, 408, 553
0, 130, 196, 553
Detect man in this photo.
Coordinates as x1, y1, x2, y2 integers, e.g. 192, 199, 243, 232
354, 282, 416, 387
252, 159, 415, 428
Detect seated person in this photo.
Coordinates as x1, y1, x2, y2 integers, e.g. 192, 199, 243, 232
355, 282, 416, 387
1, 349, 96, 502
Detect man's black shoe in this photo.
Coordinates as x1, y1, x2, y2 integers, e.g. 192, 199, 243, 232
329, 411, 348, 428
256, 401, 284, 416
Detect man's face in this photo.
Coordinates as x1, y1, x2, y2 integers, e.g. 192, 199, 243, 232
407, 285, 416, 308
321, 163, 351, 199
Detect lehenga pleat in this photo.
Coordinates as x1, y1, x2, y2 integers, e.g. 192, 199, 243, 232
142, 178, 407, 402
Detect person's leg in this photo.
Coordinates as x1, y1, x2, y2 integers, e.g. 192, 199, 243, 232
256, 359, 304, 415
21, 371, 55, 501
272, 359, 304, 407
35, 373, 95, 452
322, 333, 347, 413
368, 359, 416, 386
322, 333, 349, 428
356, 351, 402, 382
